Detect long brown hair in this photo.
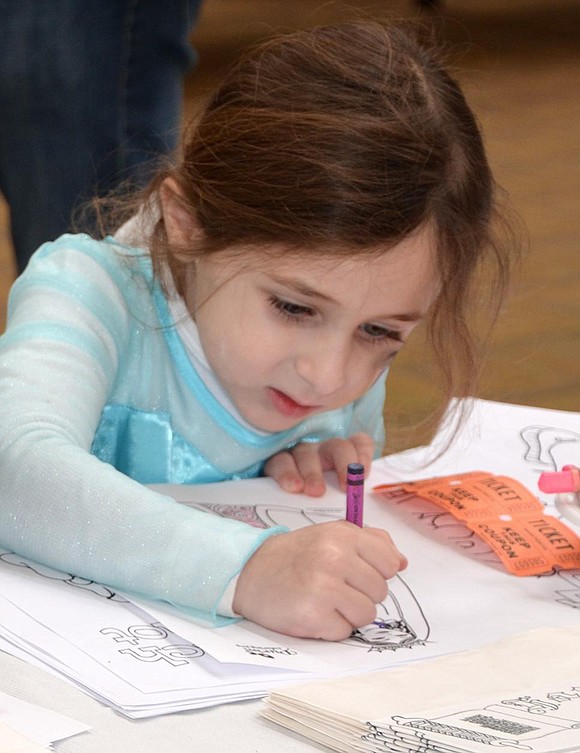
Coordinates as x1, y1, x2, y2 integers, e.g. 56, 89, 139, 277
141, 19, 518, 444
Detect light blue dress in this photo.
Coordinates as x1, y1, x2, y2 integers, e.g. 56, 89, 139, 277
0, 233, 386, 622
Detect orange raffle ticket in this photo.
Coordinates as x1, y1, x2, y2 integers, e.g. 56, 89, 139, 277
373, 471, 580, 576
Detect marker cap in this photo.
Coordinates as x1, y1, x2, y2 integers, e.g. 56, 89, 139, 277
538, 465, 580, 494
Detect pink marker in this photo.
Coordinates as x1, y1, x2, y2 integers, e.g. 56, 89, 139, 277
538, 465, 580, 494
346, 462, 365, 527
539, 465, 580, 529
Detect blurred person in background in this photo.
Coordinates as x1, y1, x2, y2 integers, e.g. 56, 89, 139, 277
0, 0, 203, 272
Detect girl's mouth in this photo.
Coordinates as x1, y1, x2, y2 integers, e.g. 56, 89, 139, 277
267, 388, 319, 419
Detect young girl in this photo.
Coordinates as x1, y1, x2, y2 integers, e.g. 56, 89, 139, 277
0, 21, 514, 640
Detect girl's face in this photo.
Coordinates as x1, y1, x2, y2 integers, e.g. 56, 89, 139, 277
185, 229, 439, 433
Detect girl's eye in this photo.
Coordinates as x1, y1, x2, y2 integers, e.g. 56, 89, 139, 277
270, 296, 315, 320
360, 323, 403, 343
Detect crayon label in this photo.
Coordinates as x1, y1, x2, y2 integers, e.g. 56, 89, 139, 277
373, 472, 580, 576
347, 485, 364, 527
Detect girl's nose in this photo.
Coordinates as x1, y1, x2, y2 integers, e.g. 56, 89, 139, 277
295, 343, 349, 397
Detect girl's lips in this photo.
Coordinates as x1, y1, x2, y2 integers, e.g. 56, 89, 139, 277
268, 388, 319, 418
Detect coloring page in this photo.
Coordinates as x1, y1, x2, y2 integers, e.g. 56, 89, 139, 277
375, 685, 580, 753
377, 398, 580, 502
142, 400, 580, 671
1, 399, 580, 715
0, 554, 304, 717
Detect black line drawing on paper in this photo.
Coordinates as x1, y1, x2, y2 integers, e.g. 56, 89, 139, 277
520, 425, 580, 473
185, 500, 342, 530
100, 623, 206, 664
373, 716, 536, 750
375, 486, 501, 570
413, 509, 498, 563
553, 570, 580, 610
537, 569, 580, 610
185, 500, 431, 653
0, 550, 126, 601
113, 643, 204, 665
0, 549, 210, 669
344, 574, 430, 651
235, 644, 298, 659
366, 684, 580, 751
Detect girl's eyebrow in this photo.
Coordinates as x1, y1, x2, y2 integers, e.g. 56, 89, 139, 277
267, 274, 336, 303
267, 274, 425, 323
389, 312, 424, 323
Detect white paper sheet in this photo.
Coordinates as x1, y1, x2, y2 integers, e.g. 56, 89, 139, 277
263, 625, 580, 753
377, 398, 580, 496
0, 689, 89, 747
1, 399, 579, 718
143, 399, 580, 670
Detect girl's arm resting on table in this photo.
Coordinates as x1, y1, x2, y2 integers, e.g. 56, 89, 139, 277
0, 247, 284, 623
0, 336, 403, 636
0, 335, 284, 621
0, 335, 405, 637
0, 245, 399, 636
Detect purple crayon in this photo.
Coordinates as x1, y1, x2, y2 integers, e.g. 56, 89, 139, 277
346, 462, 365, 527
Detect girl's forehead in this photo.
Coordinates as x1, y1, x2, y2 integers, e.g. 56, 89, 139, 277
213, 242, 424, 274
212, 231, 436, 278
215, 221, 437, 269
208, 249, 386, 294
251, 251, 369, 275
203, 231, 440, 317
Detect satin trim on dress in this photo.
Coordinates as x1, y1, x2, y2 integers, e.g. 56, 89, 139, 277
91, 404, 265, 484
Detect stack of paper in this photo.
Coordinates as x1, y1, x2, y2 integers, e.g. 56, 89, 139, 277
263, 625, 580, 753
1, 399, 580, 719
0, 559, 307, 718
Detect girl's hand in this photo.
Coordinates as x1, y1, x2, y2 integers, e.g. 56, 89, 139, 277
264, 432, 374, 497
232, 521, 407, 640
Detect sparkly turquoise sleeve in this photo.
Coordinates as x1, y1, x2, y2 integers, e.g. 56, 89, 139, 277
0, 237, 286, 621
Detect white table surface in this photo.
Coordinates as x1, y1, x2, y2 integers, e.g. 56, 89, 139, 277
0, 650, 321, 753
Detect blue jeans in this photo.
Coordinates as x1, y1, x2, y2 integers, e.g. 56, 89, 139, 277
0, 0, 202, 271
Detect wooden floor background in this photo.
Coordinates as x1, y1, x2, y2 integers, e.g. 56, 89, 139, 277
1, 0, 578, 450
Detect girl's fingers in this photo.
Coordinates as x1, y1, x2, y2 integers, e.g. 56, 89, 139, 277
263, 451, 304, 493
263, 444, 327, 496
290, 442, 326, 496
345, 560, 389, 604
359, 527, 408, 578
350, 432, 375, 473
335, 585, 378, 634
320, 433, 375, 490
319, 439, 356, 489
265, 432, 376, 496
233, 522, 406, 640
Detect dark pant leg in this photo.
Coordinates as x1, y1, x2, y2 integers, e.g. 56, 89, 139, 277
0, 0, 202, 271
